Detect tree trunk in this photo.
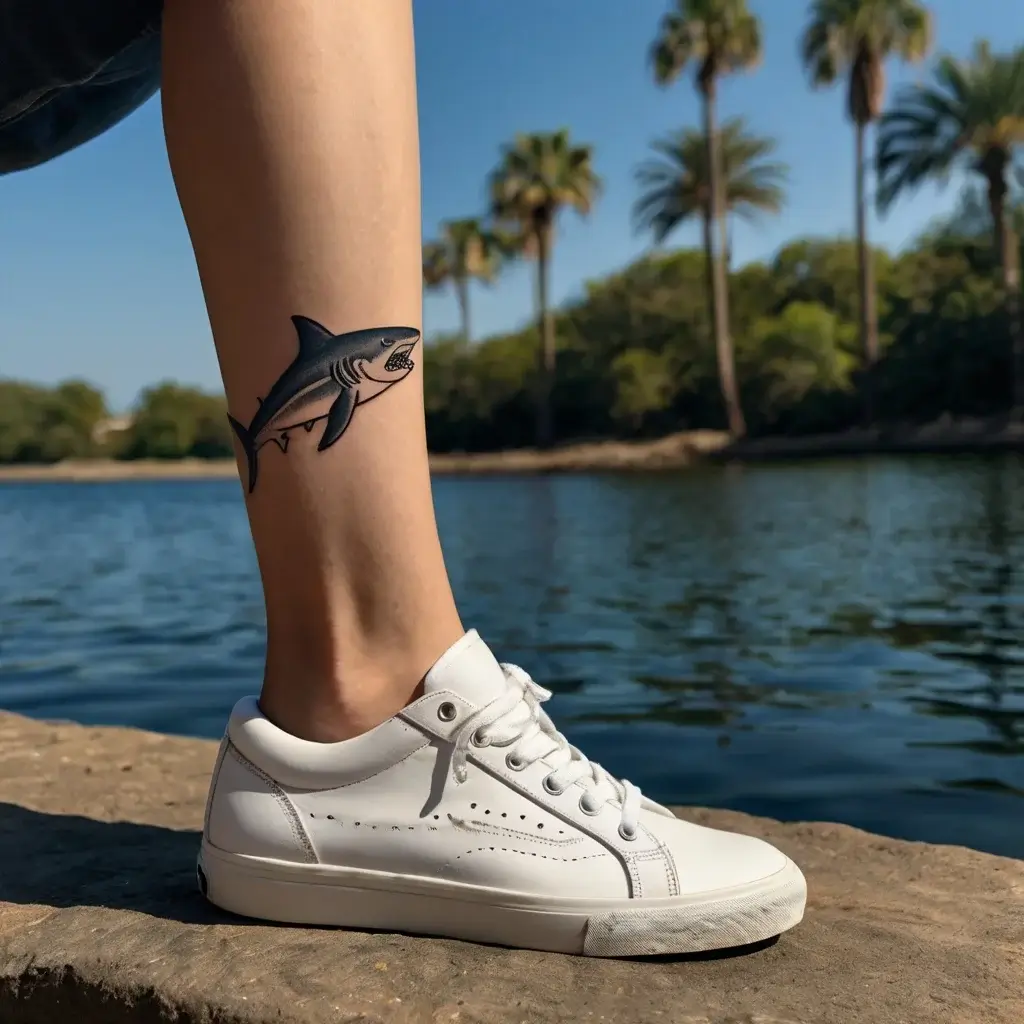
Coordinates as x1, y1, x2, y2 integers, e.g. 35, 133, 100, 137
855, 119, 879, 424
987, 172, 1024, 413
455, 275, 471, 346
702, 83, 745, 437
535, 227, 555, 448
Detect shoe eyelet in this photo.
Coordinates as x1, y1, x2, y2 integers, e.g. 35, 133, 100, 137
471, 729, 490, 748
579, 795, 600, 816
505, 753, 526, 771
437, 702, 457, 722
542, 775, 563, 796
618, 823, 638, 842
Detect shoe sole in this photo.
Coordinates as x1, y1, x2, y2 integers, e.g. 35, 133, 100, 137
198, 839, 807, 956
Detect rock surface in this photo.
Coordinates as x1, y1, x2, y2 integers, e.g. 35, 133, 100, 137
0, 711, 1020, 1024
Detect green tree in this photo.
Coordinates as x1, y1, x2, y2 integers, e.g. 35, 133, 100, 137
422, 218, 505, 345
124, 383, 232, 459
741, 301, 858, 429
0, 379, 107, 462
802, 0, 932, 422
650, 0, 762, 437
633, 117, 787, 267
771, 237, 892, 326
876, 41, 1024, 408
490, 129, 600, 446
39, 380, 109, 461
610, 348, 677, 431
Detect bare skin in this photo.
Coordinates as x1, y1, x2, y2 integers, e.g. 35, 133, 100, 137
161, 0, 464, 741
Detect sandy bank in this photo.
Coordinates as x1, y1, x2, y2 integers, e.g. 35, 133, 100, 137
1, 418, 1023, 483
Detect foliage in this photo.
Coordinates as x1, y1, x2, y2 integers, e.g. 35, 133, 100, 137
0, 380, 107, 463
648, 0, 764, 438
801, 0, 933, 420
4, 219, 1023, 463
632, 118, 788, 245
420, 223, 1024, 449
801, 0, 932, 124
9, 23, 1024, 463
489, 129, 601, 446
610, 349, 677, 432
120, 384, 233, 460
422, 218, 508, 344
876, 42, 1024, 212
650, 0, 761, 92
877, 40, 1024, 404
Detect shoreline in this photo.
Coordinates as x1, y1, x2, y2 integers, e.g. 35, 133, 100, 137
1, 419, 1023, 481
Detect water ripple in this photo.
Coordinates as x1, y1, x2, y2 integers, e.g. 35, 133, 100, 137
2, 456, 1023, 857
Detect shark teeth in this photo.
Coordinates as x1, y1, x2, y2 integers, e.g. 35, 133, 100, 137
384, 344, 416, 373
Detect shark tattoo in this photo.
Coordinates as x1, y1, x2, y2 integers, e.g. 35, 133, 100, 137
227, 316, 420, 493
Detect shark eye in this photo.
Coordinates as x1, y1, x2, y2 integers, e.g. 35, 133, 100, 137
382, 337, 396, 347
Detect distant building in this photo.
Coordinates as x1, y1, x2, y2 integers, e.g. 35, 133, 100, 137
92, 415, 133, 443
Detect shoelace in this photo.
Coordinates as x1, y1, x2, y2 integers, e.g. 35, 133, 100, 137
450, 663, 643, 840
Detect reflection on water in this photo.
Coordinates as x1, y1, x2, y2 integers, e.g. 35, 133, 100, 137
1, 455, 1022, 857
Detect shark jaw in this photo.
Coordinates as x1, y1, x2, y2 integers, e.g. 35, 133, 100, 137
384, 342, 417, 373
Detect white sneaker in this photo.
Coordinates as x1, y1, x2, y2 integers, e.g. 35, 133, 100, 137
198, 630, 806, 955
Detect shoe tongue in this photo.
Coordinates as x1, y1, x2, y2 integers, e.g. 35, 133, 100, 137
423, 630, 509, 708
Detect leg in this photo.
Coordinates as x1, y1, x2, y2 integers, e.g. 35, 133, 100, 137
174, 0, 807, 958
161, 0, 463, 741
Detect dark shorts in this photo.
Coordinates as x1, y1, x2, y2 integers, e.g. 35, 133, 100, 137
0, 0, 162, 175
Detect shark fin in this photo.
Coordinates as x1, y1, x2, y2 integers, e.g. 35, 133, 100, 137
227, 414, 259, 494
317, 389, 358, 451
291, 315, 334, 355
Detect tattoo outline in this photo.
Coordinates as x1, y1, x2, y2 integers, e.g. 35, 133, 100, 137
227, 316, 419, 492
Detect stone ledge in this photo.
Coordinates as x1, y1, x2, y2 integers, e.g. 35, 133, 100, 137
0, 711, 1020, 1024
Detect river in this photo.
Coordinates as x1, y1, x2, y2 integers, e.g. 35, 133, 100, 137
1, 455, 1022, 857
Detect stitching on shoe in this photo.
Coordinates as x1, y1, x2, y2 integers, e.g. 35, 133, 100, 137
454, 847, 608, 863
631, 849, 663, 862
227, 742, 318, 864
623, 853, 643, 898
630, 823, 679, 897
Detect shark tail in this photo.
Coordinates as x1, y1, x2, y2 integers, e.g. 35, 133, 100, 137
227, 414, 258, 494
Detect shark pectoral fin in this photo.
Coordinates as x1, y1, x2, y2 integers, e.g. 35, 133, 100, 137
317, 389, 358, 451
291, 315, 334, 354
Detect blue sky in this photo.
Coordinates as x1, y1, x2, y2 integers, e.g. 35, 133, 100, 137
2, 0, 1022, 410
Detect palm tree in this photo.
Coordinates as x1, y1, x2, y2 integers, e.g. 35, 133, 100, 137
650, 0, 761, 438
876, 41, 1024, 409
802, 0, 932, 423
422, 219, 504, 346
633, 118, 788, 267
489, 130, 600, 447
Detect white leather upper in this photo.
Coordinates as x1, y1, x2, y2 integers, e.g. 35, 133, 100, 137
206, 630, 788, 900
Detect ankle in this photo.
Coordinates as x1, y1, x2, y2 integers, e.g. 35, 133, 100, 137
258, 683, 415, 743
258, 623, 462, 742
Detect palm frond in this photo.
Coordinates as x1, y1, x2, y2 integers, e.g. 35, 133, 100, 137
633, 116, 787, 242
649, 0, 761, 88
489, 130, 601, 242
877, 42, 1024, 212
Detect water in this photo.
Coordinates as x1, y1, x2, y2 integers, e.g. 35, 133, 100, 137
1, 456, 1022, 858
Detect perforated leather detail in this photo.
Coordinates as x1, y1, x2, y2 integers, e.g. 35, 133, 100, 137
454, 847, 609, 863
